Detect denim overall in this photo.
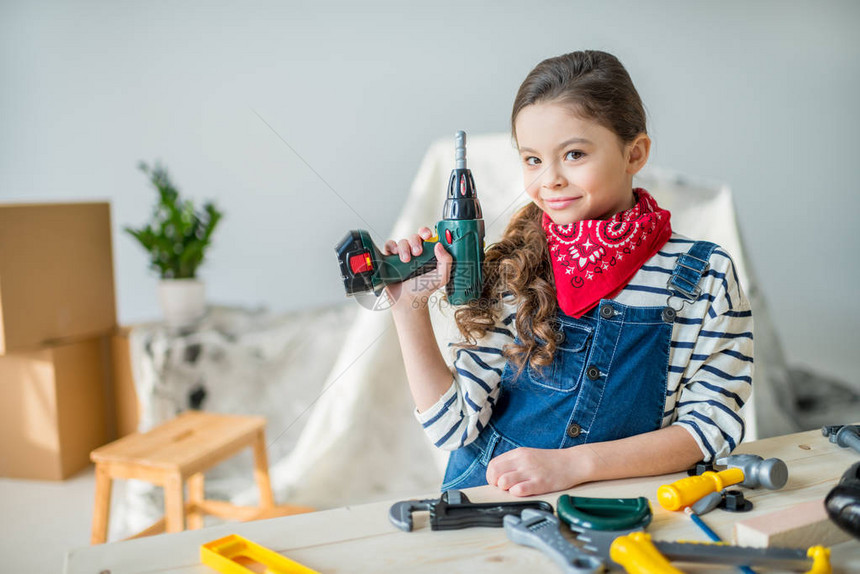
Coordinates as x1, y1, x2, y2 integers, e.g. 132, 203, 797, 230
441, 241, 717, 490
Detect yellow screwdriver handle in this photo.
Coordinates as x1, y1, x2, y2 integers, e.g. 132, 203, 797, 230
610, 531, 685, 574
657, 468, 744, 511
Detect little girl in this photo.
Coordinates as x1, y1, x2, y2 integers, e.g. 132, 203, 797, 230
385, 50, 753, 497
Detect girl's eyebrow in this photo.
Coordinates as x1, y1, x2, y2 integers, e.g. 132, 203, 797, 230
518, 137, 593, 154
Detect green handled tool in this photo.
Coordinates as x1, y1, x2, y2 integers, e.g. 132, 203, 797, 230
557, 495, 652, 532
335, 131, 485, 306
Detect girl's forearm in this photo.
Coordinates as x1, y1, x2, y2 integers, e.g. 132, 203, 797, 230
391, 304, 455, 412
486, 424, 704, 496
573, 425, 703, 483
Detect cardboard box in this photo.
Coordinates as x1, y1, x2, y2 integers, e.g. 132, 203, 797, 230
0, 336, 111, 480
0, 202, 117, 355
111, 326, 140, 437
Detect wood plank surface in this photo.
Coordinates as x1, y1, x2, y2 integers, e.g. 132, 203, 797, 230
67, 427, 860, 573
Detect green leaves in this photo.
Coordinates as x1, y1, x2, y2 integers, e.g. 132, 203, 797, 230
124, 161, 223, 279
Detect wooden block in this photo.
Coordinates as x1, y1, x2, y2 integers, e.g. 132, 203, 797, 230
733, 499, 853, 548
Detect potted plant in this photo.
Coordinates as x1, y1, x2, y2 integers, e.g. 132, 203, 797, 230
125, 161, 223, 327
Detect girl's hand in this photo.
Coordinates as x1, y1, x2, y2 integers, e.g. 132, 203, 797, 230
485, 446, 591, 497
383, 226, 452, 311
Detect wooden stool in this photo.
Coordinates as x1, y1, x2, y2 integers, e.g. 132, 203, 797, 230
90, 411, 312, 544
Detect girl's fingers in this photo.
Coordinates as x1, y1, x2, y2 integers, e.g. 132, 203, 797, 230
397, 239, 412, 262
508, 479, 539, 497
434, 243, 453, 284
496, 470, 530, 492
434, 241, 453, 263
409, 234, 424, 255
485, 452, 511, 486
385, 228, 432, 256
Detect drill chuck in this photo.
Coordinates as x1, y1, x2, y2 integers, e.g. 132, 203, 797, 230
455, 130, 467, 169
442, 133, 482, 221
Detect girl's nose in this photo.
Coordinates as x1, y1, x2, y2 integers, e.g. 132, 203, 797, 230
541, 162, 566, 189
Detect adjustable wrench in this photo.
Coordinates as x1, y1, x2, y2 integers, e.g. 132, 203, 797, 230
388, 489, 553, 532
503, 509, 605, 574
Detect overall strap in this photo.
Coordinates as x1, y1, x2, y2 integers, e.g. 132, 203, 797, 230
663, 241, 718, 322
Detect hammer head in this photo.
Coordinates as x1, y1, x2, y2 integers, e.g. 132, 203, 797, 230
822, 425, 860, 452
718, 454, 788, 490
822, 425, 844, 439
836, 425, 860, 451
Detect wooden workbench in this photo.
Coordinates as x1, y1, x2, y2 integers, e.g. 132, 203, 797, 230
65, 427, 860, 573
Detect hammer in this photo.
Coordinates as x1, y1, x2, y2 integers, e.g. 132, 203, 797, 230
658, 454, 787, 511
716, 453, 789, 490
822, 424, 860, 454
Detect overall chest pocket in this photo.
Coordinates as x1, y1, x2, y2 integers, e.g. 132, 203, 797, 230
524, 323, 593, 392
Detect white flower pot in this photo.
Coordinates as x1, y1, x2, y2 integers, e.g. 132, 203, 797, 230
157, 279, 206, 327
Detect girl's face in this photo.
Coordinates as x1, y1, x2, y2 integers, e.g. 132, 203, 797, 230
514, 101, 650, 225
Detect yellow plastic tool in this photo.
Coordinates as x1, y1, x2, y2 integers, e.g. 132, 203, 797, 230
200, 534, 319, 574
610, 531, 684, 574
806, 545, 833, 574
609, 532, 832, 574
657, 468, 745, 511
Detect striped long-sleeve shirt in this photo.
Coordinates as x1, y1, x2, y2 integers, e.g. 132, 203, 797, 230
415, 234, 754, 462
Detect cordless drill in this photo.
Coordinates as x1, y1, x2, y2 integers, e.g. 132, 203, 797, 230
335, 131, 485, 305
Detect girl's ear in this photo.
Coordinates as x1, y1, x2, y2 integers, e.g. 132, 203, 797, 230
625, 133, 651, 175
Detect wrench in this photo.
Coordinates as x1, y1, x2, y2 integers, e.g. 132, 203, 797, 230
389, 490, 553, 532
504, 509, 605, 574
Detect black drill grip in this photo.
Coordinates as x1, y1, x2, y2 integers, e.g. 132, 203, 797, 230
825, 461, 860, 539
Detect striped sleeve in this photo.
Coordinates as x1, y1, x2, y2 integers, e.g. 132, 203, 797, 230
672, 252, 754, 461
414, 297, 517, 451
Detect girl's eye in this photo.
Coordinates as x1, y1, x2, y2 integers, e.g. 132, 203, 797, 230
565, 150, 585, 161
524, 156, 541, 166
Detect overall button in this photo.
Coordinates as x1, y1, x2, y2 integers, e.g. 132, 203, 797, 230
586, 365, 600, 380
662, 307, 677, 323
599, 304, 615, 319
566, 423, 582, 438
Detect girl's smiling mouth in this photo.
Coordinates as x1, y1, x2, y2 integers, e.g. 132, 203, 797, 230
543, 196, 581, 209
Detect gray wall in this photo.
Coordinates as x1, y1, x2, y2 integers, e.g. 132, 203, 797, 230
2, 1, 858, 385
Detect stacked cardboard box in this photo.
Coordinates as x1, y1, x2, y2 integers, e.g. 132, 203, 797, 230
0, 202, 117, 479
111, 326, 139, 438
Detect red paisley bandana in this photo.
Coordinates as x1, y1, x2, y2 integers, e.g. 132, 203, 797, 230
542, 188, 672, 318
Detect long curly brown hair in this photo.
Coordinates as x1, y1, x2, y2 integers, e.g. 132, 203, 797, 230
453, 50, 647, 373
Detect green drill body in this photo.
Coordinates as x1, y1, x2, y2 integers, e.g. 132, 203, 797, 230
335, 131, 485, 306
